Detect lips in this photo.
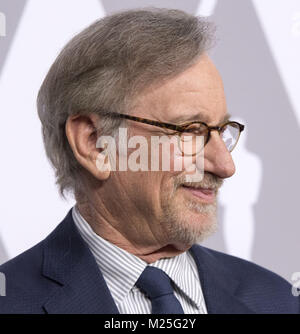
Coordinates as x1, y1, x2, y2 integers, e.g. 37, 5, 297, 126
181, 185, 216, 203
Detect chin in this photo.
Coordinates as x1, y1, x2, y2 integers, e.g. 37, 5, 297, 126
161, 183, 218, 246
164, 203, 218, 246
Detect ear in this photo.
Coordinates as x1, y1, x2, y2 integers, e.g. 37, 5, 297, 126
65, 113, 111, 181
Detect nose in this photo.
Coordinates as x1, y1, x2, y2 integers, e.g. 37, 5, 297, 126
203, 131, 236, 179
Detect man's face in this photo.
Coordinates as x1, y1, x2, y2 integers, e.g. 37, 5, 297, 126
109, 54, 235, 251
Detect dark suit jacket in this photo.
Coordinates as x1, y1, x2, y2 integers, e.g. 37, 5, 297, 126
0, 209, 299, 314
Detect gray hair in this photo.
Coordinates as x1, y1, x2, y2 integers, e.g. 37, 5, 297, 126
37, 7, 215, 198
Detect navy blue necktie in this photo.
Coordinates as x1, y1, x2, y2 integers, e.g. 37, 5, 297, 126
136, 266, 184, 314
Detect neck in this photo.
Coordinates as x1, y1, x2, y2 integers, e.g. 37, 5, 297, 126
76, 197, 189, 264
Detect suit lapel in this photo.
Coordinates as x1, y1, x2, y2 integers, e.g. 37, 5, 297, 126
190, 245, 255, 314
42, 210, 119, 314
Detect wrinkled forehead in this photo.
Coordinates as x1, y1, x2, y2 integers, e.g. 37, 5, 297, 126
132, 54, 227, 125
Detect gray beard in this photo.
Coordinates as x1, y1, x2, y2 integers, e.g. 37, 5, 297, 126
160, 172, 222, 246
161, 193, 218, 246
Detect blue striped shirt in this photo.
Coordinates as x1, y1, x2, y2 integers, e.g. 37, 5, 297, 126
72, 205, 207, 314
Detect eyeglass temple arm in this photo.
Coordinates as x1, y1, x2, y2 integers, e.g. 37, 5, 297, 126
112, 113, 186, 132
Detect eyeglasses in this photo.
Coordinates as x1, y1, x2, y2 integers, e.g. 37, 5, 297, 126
110, 112, 244, 155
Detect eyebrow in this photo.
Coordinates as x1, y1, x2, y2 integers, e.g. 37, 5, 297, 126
169, 112, 231, 125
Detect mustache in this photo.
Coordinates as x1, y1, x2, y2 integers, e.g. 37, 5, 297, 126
174, 172, 224, 192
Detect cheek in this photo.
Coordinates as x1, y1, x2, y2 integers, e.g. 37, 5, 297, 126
158, 172, 181, 207
162, 139, 189, 174
131, 170, 166, 202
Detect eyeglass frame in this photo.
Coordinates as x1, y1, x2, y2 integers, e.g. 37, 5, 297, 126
109, 112, 245, 153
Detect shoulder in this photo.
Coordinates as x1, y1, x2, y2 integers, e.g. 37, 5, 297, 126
200, 245, 289, 285
192, 244, 300, 313
0, 217, 69, 314
0, 240, 49, 313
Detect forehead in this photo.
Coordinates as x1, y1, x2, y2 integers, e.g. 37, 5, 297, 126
133, 54, 227, 125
